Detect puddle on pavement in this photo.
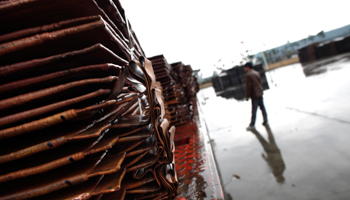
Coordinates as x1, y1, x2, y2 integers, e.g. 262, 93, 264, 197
198, 57, 350, 200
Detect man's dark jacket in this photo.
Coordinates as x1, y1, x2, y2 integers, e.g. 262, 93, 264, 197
245, 69, 263, 99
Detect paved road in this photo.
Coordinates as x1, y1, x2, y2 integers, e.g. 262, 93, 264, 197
198, 57, 350, 200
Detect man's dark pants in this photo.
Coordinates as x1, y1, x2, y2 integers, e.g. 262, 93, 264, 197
250, 96, 268, 126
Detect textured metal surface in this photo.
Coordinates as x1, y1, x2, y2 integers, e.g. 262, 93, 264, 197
148, 55, 199, 127
0, 0, 178, 199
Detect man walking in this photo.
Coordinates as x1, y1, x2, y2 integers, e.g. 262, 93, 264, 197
244, 62, 268, 130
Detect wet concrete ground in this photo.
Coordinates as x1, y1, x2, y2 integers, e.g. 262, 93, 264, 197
198, 57, 350, 200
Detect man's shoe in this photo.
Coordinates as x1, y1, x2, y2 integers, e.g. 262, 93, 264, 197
246, 126, 255, 131
262, 122, 269, 126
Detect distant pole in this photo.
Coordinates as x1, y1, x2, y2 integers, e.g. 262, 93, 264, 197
262, 43, 269, 70
262, 51, 269, 70
262, 44, 274, 85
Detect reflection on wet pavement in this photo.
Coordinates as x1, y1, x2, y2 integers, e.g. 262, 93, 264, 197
303, 52, 350, 76
198, 57, 350, 200
174, 113, 224, 200
250, 125, 285, 184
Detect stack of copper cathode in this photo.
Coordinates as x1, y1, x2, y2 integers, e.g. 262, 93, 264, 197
147, 55, 179, 125
0, 0, 177, 199
148, 56, 199, 127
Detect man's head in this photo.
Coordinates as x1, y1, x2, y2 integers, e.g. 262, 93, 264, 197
244, 62, 253, 72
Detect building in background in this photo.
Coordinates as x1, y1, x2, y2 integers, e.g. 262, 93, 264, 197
254, 24, 350, 66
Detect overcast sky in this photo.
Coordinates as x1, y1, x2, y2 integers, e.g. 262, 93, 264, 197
120, 0, 349, 77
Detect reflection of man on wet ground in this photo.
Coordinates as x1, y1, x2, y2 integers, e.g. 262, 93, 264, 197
244, 62, 268, 130
251, 125, 285, 183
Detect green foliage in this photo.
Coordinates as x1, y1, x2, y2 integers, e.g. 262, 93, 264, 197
292, 42, 299, 47
256, 57, 264, 63
272, 49, 277, 55
308, 35, 315, 41
317, 30, 326, 38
